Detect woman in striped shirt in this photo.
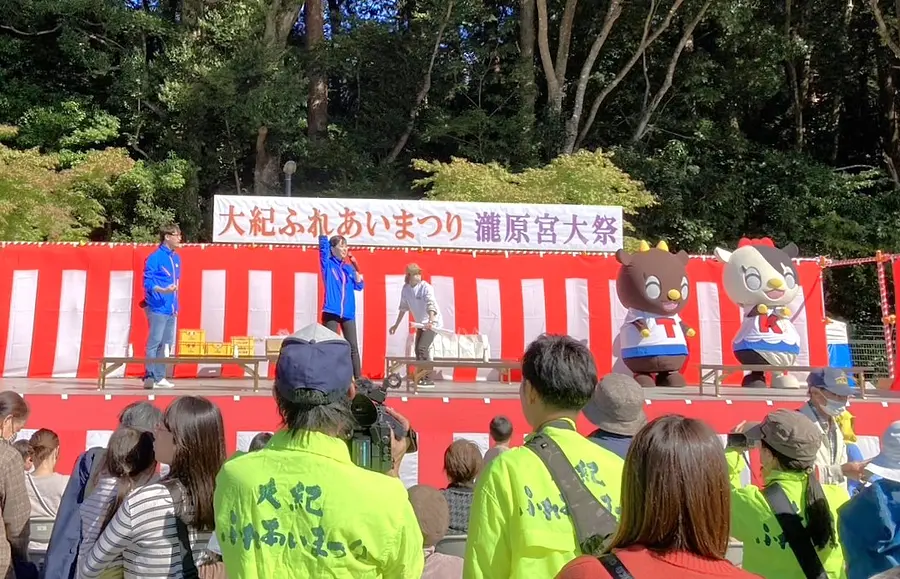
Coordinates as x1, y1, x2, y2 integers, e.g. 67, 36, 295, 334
79, 396, 226, 579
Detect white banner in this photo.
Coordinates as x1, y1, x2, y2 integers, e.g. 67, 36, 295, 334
213, 195, 623, 252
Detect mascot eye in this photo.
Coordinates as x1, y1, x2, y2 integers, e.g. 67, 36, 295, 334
743, 267, 762, 291
681, 277, 689, 300
644, 276, 661, 300
784, 271, 797, 289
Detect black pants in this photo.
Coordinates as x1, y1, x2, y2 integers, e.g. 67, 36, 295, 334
322, 312, 362, 379
414, 328, 436, 379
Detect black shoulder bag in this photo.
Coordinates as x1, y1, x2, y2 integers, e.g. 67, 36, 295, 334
524, 419, 620, 555
598, 553, 635, 578
166, 481, 200, 579
761, 482, 828, 579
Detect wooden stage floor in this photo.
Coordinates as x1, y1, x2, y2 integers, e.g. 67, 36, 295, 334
2, 377, 898, 404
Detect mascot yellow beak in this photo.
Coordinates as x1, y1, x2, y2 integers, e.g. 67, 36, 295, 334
667, 289, 682, 301
767, 278, 784, 289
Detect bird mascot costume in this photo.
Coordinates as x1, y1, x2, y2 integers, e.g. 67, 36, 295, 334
616, 240, 695, 387
714, 237, 802, 388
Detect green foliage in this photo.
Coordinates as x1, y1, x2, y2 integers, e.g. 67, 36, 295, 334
16, 101, 120, 152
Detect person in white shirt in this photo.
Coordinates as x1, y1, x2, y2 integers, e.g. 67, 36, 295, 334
25, 429, 70, 551
800, 368, 870, 486
389, 263, 442, 387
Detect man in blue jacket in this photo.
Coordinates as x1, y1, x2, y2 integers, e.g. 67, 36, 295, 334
319, 234, 364, 379
142, 223, 182, 389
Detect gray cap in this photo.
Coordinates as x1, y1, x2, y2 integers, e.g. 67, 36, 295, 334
807, 368, 854, 397
582, 373, 648, 436
748, 409, 823, 464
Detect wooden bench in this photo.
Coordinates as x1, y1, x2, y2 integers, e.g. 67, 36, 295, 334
385, 356, 521, 391
98, 356, 270, 392
698, 364, 875, 399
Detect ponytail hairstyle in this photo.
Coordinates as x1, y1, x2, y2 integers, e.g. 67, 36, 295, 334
99, 426, 156, 535
761, 440, 835, 549
29, 429, 60, 466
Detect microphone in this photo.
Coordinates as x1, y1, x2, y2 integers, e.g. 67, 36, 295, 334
348, 253, 360, 272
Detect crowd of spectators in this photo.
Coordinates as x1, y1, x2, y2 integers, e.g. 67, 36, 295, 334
0, 328, 899, 578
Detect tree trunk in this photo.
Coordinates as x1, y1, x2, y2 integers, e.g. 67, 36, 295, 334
877, 46, 900, 187
573, 0, 685, 150
535, 0, 578, 114
306, 0, 328, 140
254, 126, 281, 195
384, 1, 454, 164
830, 0, 854, 161
631, 0, 713, 142
562, 0, 624, 153
518, 0, 536, 122
327, 0, 342, 34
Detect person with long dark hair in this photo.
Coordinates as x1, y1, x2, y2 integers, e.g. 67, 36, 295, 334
319, 234, 364, 379
80, 396, 226, 579
557, 415, 759, 578
728, 409, 849, 578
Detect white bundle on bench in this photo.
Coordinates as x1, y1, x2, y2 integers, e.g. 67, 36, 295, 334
405, 332, 491, 362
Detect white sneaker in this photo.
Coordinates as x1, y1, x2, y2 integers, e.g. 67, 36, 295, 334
154, 378, 175, 389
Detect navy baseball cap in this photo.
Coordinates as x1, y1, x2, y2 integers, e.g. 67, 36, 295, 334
807, 368, 853, 397
274, 324, 353, 404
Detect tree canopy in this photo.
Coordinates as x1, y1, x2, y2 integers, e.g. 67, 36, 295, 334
1, 0, 899, 322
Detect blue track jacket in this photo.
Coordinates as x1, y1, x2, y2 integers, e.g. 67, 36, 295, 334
319, 235, 364, 320
143, 245, 181, 315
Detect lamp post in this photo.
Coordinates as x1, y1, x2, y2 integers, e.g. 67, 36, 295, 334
283, 160, 297, 197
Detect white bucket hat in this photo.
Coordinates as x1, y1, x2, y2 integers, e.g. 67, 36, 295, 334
866, 421, 900, 483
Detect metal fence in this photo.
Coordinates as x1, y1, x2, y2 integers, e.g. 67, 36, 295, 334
847, 324, 894, 378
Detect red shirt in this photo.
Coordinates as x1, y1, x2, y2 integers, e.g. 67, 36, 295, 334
556, 546, 763, 579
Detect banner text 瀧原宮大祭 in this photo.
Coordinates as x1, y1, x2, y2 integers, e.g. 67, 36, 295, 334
212, 195, 624, 253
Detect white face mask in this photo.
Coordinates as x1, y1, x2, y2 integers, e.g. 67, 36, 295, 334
821, 399, 846, 417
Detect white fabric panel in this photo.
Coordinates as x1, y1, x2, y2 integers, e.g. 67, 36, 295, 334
854, 435, 881, 460
788, 286, 810, 382
248, 270, 273, 375
608, 280, 629, 374
293, 272, 319, 331
52, 270, 87, 377
4, 270, 39, 377
697, 282, 724, 366
399, 451, 419, 489
431, 276, 456, 380
85, 430, 114, 449
453, 432, 490, 457
103, 271, 134, 378
384, 275, 409, 358
236, 431, 271, 452
521, 279, 546, 349
826, 320, 849, 345
565, 278, 590, 347
198, 270, 227, 376
476, 279, 502, 381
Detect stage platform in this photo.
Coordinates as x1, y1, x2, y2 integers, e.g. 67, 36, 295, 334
2, 377, 898, 404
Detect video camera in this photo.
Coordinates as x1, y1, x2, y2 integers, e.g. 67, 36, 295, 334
348, 378, 417, 473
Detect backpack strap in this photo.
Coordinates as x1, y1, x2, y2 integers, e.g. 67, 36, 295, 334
165, 480, 200, 579
598, 552, 635, 578
761, 482, 828, 579
525, 420, 619, 553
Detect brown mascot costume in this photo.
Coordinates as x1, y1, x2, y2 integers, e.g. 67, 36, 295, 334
615, 240, 695, 388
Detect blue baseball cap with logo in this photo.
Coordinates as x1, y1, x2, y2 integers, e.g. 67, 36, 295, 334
274, 324, 353, 403
806, 368, 854, 397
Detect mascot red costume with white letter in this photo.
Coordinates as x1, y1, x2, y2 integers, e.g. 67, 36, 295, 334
714, 237, 802, 389
616, 240, 695, 388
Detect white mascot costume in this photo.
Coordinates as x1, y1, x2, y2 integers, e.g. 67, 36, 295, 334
714, 237, 802, 389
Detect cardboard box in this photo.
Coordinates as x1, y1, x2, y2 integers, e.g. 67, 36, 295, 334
266, 337, 285, 356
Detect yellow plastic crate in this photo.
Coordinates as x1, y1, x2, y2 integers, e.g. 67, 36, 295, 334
266, 337, 285, 356
205, 342, 234, 357
231, 337, 255, 357
178, 342, 204, 357
179, 329, 206, 344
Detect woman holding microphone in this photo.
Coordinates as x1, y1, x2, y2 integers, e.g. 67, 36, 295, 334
318, 234, 364, 379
